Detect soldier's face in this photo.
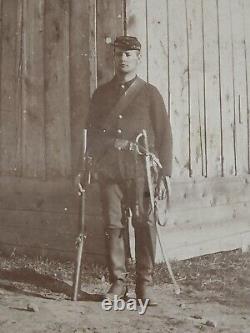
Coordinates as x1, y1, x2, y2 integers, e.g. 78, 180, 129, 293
114, 47, 141, 74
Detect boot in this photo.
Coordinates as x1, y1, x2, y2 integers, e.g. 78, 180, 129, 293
135, 223, 158, 306
105, 228, 127, 301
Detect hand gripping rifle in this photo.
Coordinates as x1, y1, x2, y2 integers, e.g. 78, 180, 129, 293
138, 129, 181, 295
72, 129, 92, 301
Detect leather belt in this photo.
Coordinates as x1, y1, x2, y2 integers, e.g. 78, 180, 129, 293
114, 137, 162, 170
114, 138, 137, 152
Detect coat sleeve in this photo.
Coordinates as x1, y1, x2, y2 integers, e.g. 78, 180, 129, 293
149, 86, 173, 177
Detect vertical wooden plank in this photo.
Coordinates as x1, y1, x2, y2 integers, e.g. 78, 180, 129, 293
70, 0, 90, 175
168, 0, 189, 179
126, 0, 147, 81
44, 0, 71, 178
0, 0, 2, 144
0, 0, 20, 175
96, 0, 123, 86
21, 0, 45, 178
0, 0, 2, 173
147, 0, 169, 110
230, 0, 249, 175
89, 0, 97, 96
217, 0, 235, 176
202, 0, 222, 177
243, 0, 250, 172
186, 0, 206, 178
15, 0, 23, 177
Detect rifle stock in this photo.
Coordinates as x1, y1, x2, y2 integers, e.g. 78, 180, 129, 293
72, 129, 91, 301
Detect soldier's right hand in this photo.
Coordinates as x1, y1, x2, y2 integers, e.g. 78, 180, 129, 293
78, 183, 84, 195
74, 173, 84, 195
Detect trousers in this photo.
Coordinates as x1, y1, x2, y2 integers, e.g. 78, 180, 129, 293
99, 175, 157, 285
100, 176, 155, 229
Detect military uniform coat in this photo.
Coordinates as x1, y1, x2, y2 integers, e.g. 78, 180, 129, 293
87, 76, 173, 180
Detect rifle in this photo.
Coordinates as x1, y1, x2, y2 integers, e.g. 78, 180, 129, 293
139, 129, 181, 295
72, 129, 92, 301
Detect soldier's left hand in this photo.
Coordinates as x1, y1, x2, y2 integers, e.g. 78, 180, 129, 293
155, 176, 171, 200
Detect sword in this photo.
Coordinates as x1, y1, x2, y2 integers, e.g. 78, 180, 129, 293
136, 130, 155, 211
138, 129, 181, 295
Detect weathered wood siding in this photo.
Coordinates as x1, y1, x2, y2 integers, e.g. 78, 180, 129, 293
125, 0, 250, 179
0, 0, 250, 262
0, 0, 95, 260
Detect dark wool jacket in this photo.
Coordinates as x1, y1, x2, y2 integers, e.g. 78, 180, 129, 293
87, 76, 173, 179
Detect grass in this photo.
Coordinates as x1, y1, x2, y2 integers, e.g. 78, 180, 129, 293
0, 248, 249, 305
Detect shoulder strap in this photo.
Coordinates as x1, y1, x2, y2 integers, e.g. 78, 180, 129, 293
102, 77, 146, 130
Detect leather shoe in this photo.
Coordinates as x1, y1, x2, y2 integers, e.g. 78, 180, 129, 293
136, 284, 158, 306
105, 279, 127, 301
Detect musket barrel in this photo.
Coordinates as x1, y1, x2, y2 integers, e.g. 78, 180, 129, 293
83, 129, 87, 155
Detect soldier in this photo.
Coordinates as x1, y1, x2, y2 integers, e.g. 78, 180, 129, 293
85, 36, 172, 306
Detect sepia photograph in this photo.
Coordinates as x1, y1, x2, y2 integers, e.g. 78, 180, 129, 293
0, 0, 249, 332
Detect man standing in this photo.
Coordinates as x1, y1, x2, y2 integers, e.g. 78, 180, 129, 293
85, 36, 172, 305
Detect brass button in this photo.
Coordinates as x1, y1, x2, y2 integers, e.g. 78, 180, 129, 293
117, 129, 122, 134
118, 114, 123, 119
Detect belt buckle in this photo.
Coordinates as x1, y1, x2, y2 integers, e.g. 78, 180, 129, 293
115, 138, 128, 151
128, 142, 135, 151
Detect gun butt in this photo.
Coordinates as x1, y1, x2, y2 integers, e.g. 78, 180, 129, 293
72, 240, 84, 301
72, 192, 86, 301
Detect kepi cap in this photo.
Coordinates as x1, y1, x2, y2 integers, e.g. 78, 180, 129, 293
114, 36, 141, 51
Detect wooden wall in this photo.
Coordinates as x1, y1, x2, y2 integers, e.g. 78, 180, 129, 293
125, 0, 250, 179
0, 0, 250, 262
0, 0, 91, 179
0, 0, 94, 260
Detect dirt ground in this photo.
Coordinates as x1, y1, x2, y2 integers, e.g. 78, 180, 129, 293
0, 249, 249, 333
